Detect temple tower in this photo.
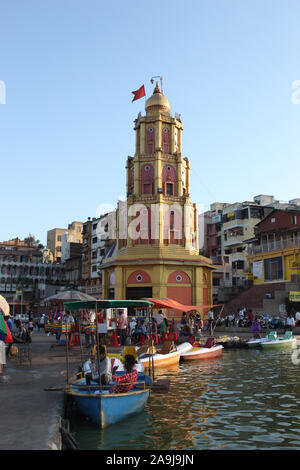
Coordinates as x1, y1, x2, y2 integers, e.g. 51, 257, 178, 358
101, 82, 214, 317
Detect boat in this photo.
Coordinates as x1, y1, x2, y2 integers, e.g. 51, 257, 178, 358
137, 341, 192, 369
180, 338, 223, 361
68, 371, 151, 428
246, 331, 278, 348
260, 331, 297, 350
61, 299, 156, 428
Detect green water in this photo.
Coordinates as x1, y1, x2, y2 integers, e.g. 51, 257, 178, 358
70, 348, 300, 450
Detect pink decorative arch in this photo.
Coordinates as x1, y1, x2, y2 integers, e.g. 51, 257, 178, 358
162, 127, 170, 154
162, 165, 177, 195
168, 271, 191, 284
140, 164, 154, 195
127, 270, 152, 284
146, 127, 155, 154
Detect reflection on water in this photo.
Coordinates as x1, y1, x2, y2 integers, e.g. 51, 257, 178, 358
70, 349, 300, 450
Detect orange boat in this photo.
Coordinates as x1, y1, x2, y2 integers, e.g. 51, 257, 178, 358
181, 344, 223, 361
138, 341, 191, 369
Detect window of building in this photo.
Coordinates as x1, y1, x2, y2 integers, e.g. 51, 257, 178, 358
271, 218, 276, 223
57, 235, 62, 242
92, 265, 97, 272
93, 223, 98, 230
166, 183, 174, 196
291, 215, 297, 224
92, 237, 97, 244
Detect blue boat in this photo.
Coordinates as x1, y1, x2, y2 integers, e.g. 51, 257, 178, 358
68, 372, 151, 428
63, 299, 155, 428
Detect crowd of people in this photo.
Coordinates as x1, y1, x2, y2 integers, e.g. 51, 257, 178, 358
214, 307, 300, 333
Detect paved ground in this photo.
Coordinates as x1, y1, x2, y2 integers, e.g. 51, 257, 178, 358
0, 331, 85, 450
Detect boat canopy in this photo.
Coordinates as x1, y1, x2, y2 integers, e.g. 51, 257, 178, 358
63, 299, 154, 311
142, 298, 222, 313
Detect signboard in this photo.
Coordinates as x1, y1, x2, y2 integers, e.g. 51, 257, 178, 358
106, 308, 127, 330
253, 260, 263, 279
289, 291, 300, 302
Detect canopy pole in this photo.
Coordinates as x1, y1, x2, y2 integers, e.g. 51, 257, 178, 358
95, 302, 102, 392
78, 317, 84, 372
66, 315, 70, 387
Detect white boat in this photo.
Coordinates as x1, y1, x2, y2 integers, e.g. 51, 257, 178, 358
181, 344, 223, 361
246, 331, 277, 348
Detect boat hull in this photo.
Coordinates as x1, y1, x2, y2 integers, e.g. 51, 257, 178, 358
181, 345, 223, 361
70, 388, 149, 428
260, 338, 296, 350
140, 351, 180, 368
69, 373, 151, 428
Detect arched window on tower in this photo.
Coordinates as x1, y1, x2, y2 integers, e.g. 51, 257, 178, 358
162, 165, 176, 196
141, 164, 154, 195
146, 127, 155, 154
162, 127, 170, 154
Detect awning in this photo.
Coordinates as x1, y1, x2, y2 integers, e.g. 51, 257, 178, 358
142, 298, 222, 313
64, 299, 154, 311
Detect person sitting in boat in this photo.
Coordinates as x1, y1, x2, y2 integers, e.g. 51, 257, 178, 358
109, 354, 138, 394
84, 345, 112, 386
83, 355, 98, 385
98, 345, 112, 385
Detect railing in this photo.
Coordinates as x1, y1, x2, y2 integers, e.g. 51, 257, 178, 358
249, 237, 300, 254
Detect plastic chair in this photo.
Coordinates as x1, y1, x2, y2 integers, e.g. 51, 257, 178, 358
161, 332, 168, 342
152, 334, 160, 345
188, 336, 196, 345
282, 330, 292, 340
122, 345, 138, 362
111, 334, 121, 347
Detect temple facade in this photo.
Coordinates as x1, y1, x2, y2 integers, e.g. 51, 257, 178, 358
101, 82, 214, 317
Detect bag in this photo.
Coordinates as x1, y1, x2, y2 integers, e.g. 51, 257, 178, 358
4, 321, 13, 344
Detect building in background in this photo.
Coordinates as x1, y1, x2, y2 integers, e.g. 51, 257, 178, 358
80, 213, 116, 299
0, 238, 65, 313
247, 208, 300, 284
47, 221, 83, 262
201, 195, 300, 302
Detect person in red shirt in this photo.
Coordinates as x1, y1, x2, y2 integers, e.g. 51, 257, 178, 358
109, 354, 138, 394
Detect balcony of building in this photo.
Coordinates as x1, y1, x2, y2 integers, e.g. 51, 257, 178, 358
248, 235, 300, 255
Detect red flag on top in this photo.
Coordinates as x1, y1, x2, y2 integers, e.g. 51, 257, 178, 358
132, 85, 145, 102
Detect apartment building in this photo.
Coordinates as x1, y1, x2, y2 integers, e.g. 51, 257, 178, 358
47, 221, 83, 262
80, 212, 116, 298
0, 238, 65, 311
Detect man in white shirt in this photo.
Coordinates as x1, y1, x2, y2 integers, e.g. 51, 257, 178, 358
84, 345, 112, 385
295, 311, 300, 326
285, 313, 295, 332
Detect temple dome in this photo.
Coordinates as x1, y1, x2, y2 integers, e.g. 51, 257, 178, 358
145, 82, 170, 114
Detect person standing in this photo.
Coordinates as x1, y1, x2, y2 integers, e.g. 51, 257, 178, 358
117, 310, 128, 346
295, 310, 300, 327
207, 309, 214, 335
285, 313, 295, 332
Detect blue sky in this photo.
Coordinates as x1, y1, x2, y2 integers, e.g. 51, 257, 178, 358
1, 0, 300, 245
